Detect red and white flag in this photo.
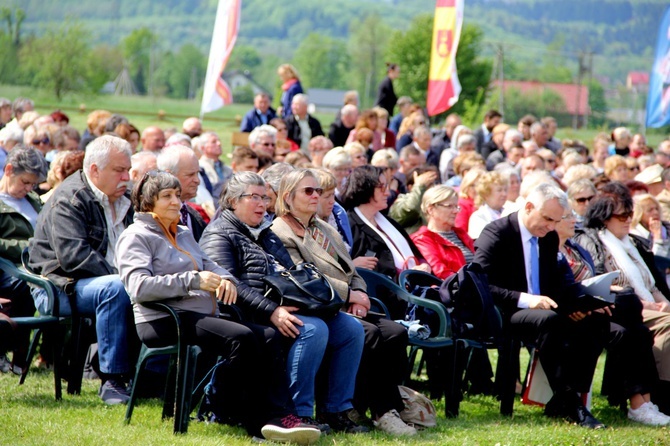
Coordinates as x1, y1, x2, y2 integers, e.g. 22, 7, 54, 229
426, 0, 464, 116
200, 0, 241, 116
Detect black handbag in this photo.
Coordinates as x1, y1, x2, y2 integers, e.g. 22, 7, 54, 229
262, 263, 344, 318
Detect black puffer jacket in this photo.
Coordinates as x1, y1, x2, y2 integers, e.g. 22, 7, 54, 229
199, 209, 294, 325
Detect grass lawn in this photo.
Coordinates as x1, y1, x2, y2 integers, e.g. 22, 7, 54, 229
1, 351, 669, 445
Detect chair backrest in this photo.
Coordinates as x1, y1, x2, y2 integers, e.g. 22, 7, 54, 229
356, 268, 410, 321
398, 270, 442, 292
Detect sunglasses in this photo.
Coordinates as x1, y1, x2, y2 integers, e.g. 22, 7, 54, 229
300, 186, 323, 196
32, 138, 50, 145
574, 195, 595, 204
612, 211, 633, 222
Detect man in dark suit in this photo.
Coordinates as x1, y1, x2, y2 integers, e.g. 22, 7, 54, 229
473, 182, 608, 428
473, 109, 502, 154
285, 94, 324, 153
157, 145, 208, 241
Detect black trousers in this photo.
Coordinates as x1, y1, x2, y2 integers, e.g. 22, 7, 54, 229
136, 312, 295, 426
0, 271, 35, 366
353, 315, 408, 418
508, 309, 609, 394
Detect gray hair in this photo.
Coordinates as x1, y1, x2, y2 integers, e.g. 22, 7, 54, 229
530, 121, 547, 136
12, 97, 34, 114
0, 98, 10, 108
157, 145, 195, 175
104, 114, 128, 133
220, 171, 266, 210
131, 171, 181, 213
519, 170, 554, 199
165, 132, 192, 148
5, 146, 48, 182
292, 93, 308, 105
457, 134, 476, 150
499, 168, 521, 183
248, 124, 277, 147
504, 129, 523, 142
526, 182, 568, 210
371, 148, 399, 170
130, 151, 157, 176
261, 162, 295, 191
322, 147, 352, 169
413, 126, 431, 139
84, 135, 132, 174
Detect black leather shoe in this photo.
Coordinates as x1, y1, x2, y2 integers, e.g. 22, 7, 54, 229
571, 404, 606, 429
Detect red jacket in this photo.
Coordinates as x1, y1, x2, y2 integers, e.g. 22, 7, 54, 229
410, 225, 475, 280
454, 197, 475, 232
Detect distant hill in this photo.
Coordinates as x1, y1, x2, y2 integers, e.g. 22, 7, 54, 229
10, 0, 668, 85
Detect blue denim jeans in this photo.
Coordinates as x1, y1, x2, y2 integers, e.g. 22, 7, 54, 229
32, 275, 132, 375
288, 312, 364, 417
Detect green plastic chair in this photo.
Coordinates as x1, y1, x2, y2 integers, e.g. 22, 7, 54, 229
0, 256, 62, 399
124, 301, 202, 434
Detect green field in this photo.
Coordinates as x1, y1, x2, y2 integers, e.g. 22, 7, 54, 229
1, 350, 669, 445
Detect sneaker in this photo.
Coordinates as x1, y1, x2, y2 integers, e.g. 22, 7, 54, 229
261, 414, 321, 445
346, 408, 373, 427
299, 416, 331, 435
0, 354, 10, 373
99, 379, 130, 405
628, 401, 670, 426
317, 411, 370, 434
374, 409, 417, 436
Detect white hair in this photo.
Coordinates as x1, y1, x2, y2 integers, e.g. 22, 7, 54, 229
248, 124, 277, 147
292, 93, 308, 105
341, 104, 358, 117
322, 147, 351, 169
519, 170, 554, 199
0, 125, 23, 144
457, 134, 476, 150
157, 145, 195, 175
165, 132, 192, 148
130, 151, 157, 172
526, 182, 568, 210
83, 135, 131, 174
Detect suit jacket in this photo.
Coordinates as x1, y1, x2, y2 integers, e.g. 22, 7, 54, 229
473, 212, 567, 316
347, 210, 425, 279
271, 214, 366, 302
285, 114, 324, 147
185, 204, 207, 242
473, 126, 486, 154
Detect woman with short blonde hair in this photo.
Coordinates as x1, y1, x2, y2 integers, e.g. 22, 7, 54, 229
605, 154, 628, 182
468, 171, 509, 239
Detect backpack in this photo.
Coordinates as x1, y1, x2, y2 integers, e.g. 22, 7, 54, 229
398, 385, 437, 428
438, 263, 502, 342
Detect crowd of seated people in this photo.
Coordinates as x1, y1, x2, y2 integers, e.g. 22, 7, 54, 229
5, 86, 670, 446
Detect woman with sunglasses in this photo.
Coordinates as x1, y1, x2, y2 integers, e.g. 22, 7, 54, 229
117, 171, 320, 444
568, 179, 597, 228
558, 196, 670, 425
272, 168, 417, 436
574, 182, 670, 415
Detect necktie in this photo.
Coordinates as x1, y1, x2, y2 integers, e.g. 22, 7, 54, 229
179, 204, 189, 226
529, 237, 540, 295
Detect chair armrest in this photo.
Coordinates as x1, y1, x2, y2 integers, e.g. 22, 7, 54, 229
0, 256, 59, 317
407, 294, 453, 339
369, 297, 391, 319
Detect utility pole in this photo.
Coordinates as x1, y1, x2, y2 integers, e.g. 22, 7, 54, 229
573, 53, 587, 130
497, 43, 505, 116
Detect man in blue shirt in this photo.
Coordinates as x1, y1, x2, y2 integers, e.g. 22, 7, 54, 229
240, 93, 276, 133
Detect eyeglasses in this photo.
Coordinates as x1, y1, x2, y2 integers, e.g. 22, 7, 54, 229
574, 195, 595, 204
546, 159, 557, 164
375, 182, 389, 191
240, 193, 272, 204
32, 138, 50, 145
612, 211, 633, 222
300, 187, 323, 196
628, 166, 640, 172
333, 167, 352, 173
436, 203, 461, 211
261, 142, 276, 147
